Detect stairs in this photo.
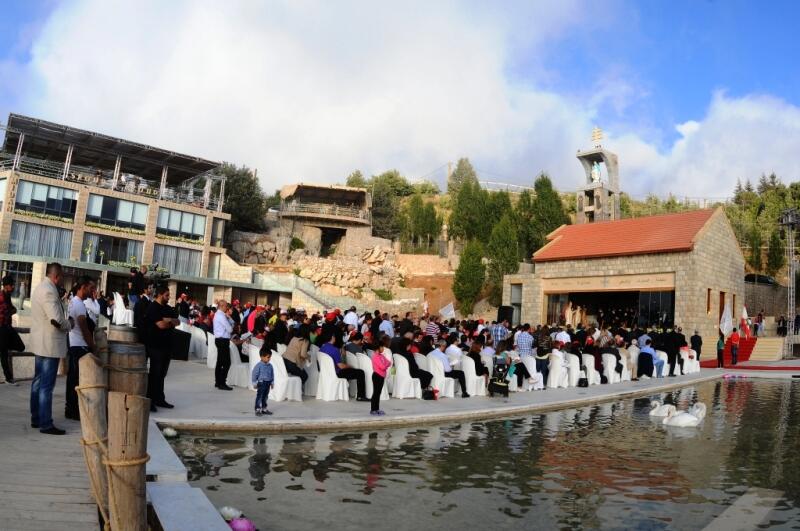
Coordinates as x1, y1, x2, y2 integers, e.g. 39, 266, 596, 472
748, 337, 784, 362
700, 337, 757, 368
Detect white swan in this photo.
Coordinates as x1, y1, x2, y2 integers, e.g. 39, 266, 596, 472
649, 400, 676, 417
662, 402, 707, 427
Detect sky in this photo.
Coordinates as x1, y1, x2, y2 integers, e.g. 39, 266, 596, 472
1, 0, 799, 199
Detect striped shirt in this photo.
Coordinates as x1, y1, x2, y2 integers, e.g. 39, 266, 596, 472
425, 321, 440, 337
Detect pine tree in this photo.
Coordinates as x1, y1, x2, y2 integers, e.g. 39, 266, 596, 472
530, 174, 569, 252
220, 163, 268, 232
447, 158, 479, 197
486, 213, 520, 306
757, 174, 770, 195
448, 180, 484, 240
766, 230, 785, 276
452, 240, 485, 315
748, 227, 763, 272
744, 179, 755, 193
515, 189, 535, 260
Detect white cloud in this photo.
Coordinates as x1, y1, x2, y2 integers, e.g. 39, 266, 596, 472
7, 0, 800, 201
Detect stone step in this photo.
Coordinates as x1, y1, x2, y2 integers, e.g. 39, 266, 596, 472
749, 338, 785, 361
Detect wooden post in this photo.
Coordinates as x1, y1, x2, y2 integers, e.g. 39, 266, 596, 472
78, 354, 109, 519
107, 392, 149, 531
108, 342, 147, 396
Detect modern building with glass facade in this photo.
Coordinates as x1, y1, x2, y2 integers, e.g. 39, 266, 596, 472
0, 113, 292, 306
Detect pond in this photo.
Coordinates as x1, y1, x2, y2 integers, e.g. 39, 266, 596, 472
170, 379, 800, 530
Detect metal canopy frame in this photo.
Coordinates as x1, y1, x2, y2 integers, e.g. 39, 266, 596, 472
779, 208, 798, 358
2, 113, 219, 183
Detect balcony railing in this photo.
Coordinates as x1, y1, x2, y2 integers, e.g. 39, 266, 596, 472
0, 153, 221, 211
280, 201, 370, 222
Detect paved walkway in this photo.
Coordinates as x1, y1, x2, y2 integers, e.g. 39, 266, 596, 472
153, 360, 722, 432
0, 378, 99, 531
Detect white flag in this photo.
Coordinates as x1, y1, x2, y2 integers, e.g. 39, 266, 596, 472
719, 300, 733, 336
439, 302, 456, 319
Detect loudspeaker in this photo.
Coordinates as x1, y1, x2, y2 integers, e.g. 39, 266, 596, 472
497, 305, 514, 323
170, 328, 191, 361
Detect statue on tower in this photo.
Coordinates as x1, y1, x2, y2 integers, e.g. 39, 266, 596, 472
591, 161, 602, 183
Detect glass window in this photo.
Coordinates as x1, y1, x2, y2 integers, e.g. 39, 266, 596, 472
9, 220, 72, 258
211, 218, 225, 247
157, 207, 206, 241
153, 244, 201, 277
14, 180, 78, 220
85, 194, 147, 230
0, 178, 6, 209
207, 253, 221, 279
81, 232, 143, 265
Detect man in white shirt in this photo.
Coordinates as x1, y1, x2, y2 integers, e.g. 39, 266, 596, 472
428, 340, 469, 398
65, 276, 96, 421
555, 327, 571, 346
213, 301, 234, 390
343, 306, 359, 328
444, 333, 463, 367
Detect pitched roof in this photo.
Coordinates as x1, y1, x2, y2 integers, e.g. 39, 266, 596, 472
533, 209, 718, 262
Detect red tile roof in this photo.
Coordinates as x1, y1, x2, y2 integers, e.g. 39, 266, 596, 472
533, 208, 718, 262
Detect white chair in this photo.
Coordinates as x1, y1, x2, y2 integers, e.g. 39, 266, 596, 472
618, 350, 632, 382
112, 292, 134, 326
268, 353, 303, 402
460, 356, 486, 397
602, 353, 622, 384
566, 353, 581, 387
227, 342, 250, 388
315, 352, 349, 401
391, 355, 422, 399
480, 354, 494, 378
414, 353, 430, 372
246, 342, 262, 391
506, 358, 541, 392
206, 336, 218, 370
304, 346, 320, 397
581, 354, 601, 385
548, 353, 569, 389
627, 346, 640, 377
682, 349, 701, 374
359, 352, 389, 401
428, 355, 455, 398
656, 351, 669, 377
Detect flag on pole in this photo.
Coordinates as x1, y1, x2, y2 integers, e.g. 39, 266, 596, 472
740, 305, 751, 338
719, 300, 733, 336
439, 302, 456, 320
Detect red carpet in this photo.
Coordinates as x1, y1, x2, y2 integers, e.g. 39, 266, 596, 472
699, 337, 757, 369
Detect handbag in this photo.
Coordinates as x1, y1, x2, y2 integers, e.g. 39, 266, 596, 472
505, 363, 517, 382
578, 377, 589, 387
4, 326, 25, 352
422, 388, 437, 400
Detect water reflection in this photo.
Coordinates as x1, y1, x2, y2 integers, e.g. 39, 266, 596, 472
171, 380, 800, 530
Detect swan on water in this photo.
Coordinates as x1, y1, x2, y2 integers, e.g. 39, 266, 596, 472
649, 400, 676, 417
662, 402, 707, 427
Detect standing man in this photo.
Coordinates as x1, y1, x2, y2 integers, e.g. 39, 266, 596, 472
30, 263, 71, 435
213, 300, 234, 390
690, 329, 703, 361
490, 319, 509, 349
144, 284, 179, 411
64, 276, 96, 421
127, 265, 146, 309
0, 275, 19, 384
177, 293, 191, 324
730, 327, 740, 365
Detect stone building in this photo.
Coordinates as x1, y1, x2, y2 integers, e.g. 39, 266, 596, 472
502, 208, 745, 343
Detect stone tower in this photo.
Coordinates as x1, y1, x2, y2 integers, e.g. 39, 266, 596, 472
575, 127, 620, 224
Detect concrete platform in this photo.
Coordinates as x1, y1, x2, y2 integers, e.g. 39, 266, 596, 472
153, 360, 723, 433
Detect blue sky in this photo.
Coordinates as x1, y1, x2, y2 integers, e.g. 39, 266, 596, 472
1, 1, 800, 197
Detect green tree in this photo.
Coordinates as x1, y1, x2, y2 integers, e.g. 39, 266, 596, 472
264, 189, 281, 210
515, 189, 536, 260
346, 170, 368, 188
413, 180, 440, 195
766, 230, 785, 276
447, 158, 478, 197
372, 169, 413, 197
452, 240, 485, 314
748, 227, 763, 272
530, 174, 569, 252
220, 163, 267, 232
486, 213, 520, 306
371, 178, 401, 240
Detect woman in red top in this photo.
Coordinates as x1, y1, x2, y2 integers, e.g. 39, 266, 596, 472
370, 335, 393, 416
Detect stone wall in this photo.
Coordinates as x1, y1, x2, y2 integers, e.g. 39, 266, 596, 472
744, 282, 787, 318
395, 254, 452, 275
502, 209, 745, 343
294, 244, 401, 298
226, 230, 289, 264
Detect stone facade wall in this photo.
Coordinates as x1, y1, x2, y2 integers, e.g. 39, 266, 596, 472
294, 244, 400, 298
218, 253, 253, 284
502, 209, 745, 344
745, 282, 787, 318
395, 254, 452, 275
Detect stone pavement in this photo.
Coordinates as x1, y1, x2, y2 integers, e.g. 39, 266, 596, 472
153, 360, 722, 432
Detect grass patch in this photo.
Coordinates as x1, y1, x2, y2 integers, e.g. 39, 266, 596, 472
372, 288, 393, 301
